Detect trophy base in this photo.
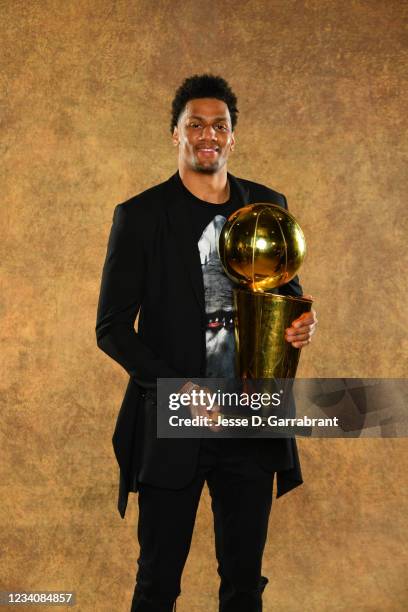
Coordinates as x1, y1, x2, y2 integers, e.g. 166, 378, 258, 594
234, 288, 312, 379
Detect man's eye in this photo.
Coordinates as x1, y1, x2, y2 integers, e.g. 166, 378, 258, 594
216, 124, 228, 131
189, 123, 201, 128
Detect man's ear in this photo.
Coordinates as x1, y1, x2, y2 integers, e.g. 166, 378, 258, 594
172, 126, 179, 147
230, 132, 235, 152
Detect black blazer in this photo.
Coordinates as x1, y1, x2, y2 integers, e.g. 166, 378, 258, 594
96, 170, 304, 518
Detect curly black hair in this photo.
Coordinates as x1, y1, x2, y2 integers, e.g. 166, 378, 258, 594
170, 74, 239, 133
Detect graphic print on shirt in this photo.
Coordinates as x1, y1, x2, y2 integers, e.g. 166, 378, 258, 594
198, 215, 236, 378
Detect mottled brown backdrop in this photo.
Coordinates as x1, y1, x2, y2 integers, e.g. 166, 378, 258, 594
1, 0, 407, 610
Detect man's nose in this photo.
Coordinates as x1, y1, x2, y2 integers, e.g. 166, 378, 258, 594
200, 125, 217, 140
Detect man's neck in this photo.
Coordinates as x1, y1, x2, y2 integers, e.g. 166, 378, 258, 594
178, 166, 230, 204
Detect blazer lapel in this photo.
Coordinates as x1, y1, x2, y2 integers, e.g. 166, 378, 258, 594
228, 171, 250, 208
164, 170, 251, 313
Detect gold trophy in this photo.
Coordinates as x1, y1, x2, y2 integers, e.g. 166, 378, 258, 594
219, 203, 312, 380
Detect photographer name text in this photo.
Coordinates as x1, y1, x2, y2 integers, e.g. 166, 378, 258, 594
168, 415, 340, 428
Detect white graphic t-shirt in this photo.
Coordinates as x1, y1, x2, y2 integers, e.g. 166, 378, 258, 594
198, 215, 236, 377
178, 176, 240, 377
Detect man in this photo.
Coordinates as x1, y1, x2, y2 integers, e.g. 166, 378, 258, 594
96, 74, 317, 612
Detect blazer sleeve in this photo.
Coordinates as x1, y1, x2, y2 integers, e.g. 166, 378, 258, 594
277, 194, 303, 298
95, 203, 179, 387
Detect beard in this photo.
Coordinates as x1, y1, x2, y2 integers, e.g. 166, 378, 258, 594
195, 165, 218, 174
192, 157, 223, 174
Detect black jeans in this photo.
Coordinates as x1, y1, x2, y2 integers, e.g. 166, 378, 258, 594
131, 438, 274, 612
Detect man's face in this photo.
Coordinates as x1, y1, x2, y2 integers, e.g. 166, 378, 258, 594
173, 98, 235, 174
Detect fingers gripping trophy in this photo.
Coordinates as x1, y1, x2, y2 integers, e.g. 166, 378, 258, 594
218, 203, 312, 386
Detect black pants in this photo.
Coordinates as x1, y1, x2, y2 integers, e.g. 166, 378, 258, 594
131, 438, 274, 612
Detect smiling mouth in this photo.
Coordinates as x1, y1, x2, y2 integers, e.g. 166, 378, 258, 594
196, 148, 219, 155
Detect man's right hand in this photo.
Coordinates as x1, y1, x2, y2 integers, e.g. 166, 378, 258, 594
177, 381, 223, 432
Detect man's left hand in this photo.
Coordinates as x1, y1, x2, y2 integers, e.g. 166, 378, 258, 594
285, 294, 318, 348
